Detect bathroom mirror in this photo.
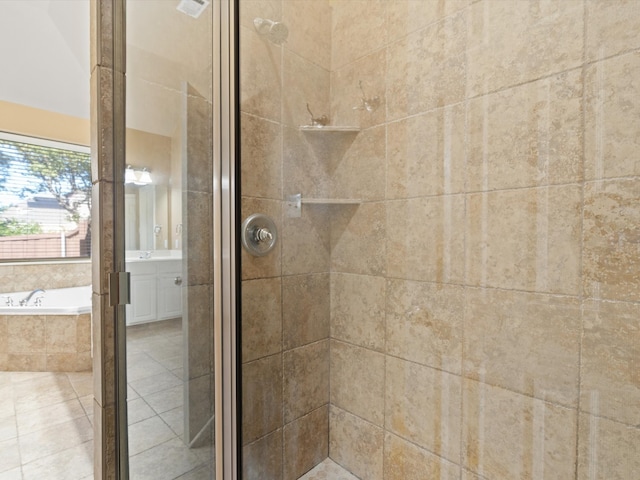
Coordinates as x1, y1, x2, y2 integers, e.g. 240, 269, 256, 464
125, 184, 172, 251
123, 126, 183, 255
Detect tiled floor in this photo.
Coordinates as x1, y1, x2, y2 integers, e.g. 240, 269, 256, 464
126, 319, 213, 480
0, 318, 213, 480
1, 319, 351, 480
0, 370, 94, 480
299, 459, 359, 480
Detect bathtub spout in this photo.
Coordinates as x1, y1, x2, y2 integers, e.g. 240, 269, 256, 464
20, 289, 45, 306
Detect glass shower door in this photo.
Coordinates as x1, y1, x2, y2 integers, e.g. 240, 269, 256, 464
124, 0, 216, 477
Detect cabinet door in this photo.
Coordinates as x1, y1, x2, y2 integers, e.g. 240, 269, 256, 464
157, 273, 183, 320
127, 274, 157, 325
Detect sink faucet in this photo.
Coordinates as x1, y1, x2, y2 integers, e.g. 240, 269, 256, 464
20, 289, 45, 306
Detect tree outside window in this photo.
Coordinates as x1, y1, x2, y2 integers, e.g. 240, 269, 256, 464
0, 133, 91, 260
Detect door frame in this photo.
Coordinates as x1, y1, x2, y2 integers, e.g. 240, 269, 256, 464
91, 0, 238, 478
91, 0, 128, 477
216, 0, 240, 479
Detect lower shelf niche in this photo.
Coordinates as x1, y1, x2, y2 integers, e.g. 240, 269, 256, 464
285, 193, 362, 217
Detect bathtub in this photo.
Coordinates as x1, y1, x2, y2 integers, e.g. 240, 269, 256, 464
0, 285, 92, 372
0, 285, 92, 315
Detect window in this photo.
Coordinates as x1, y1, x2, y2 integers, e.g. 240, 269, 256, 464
0, 132, 91, 260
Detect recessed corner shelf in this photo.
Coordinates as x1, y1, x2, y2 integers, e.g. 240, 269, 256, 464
298, 126, 360, 133
302, 197, 362, 205
286, 194, 361, 217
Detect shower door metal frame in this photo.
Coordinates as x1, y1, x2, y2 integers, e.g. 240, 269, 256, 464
216, 0, 240, 479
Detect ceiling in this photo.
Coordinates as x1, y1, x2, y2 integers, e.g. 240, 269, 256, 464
0, 0, 212, 137
0, 0, 90, 119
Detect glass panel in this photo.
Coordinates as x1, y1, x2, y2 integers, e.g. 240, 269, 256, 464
239, 1, 640, 479
125, 0, 215, 477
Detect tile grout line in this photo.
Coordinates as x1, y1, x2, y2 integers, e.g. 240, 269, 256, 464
574, 1, 589, 478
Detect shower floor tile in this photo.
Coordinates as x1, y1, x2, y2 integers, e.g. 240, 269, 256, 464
299, 458, 360, 480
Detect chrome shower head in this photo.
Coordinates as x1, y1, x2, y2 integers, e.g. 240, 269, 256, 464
253, 17, 288, 45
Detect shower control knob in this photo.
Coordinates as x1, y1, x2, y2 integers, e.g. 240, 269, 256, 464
241, 213, 278, 257
254, 227, 273, 243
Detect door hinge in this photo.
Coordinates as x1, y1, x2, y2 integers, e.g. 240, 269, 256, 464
109, 271, 131, 306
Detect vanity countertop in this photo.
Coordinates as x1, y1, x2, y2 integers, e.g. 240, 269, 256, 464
125, 251, 182, 263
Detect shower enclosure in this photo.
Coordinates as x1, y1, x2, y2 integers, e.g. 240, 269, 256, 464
237, 1, 639, 479
92, 0, 639, 478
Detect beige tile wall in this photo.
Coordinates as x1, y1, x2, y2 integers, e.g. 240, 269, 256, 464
0, 313, 91, 372
0, 259, 91, 378
241, 1, 640, 479
240, 2, 332, 479
325, 1, 640, 479
0, 261, 91, 293
91, 1, 125, 477
182, 83, 216, 447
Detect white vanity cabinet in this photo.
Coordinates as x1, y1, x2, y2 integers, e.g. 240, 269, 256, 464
157, 271, 183, 319
126, 258, 182, 325
129, 271, 157, 324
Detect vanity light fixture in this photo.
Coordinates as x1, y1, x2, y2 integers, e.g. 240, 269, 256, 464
137, 168, 152, 185
125, 165, 153, 186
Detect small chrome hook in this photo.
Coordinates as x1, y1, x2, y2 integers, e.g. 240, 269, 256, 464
353, 80, 380, 113
306, 103, 329, 127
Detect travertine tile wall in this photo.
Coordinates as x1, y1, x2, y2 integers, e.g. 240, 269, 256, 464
182, 83, 216, 447
326, 1, 640, 479
240, 1, 333, 479
243, 1, 639, 479
0, 261, 91, 293
0, 313, 91, 372
92, 1, 125, 477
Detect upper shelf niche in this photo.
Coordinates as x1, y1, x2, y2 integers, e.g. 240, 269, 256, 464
298, 125, 360, 163
298, 126, 360, 133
